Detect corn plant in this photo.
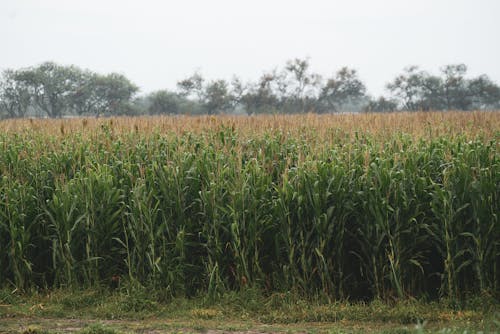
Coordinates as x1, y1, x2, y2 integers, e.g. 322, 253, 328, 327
0, 115, 497, 302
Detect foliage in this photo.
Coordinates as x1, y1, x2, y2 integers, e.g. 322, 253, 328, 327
364, 96, 398, 112
2, 60, 500, 118
1, 62, 137, 118
318, 67, 367, 112
14, 62, 81, 118
74, 73, 138, 117
386, 64, 500, 111
147, 90, 181, 115
0, 70, 32, 118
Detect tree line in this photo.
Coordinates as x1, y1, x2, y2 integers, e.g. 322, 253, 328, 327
1, 59, 499, 118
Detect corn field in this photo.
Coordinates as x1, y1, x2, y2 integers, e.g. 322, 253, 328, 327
0, 112, 498, 301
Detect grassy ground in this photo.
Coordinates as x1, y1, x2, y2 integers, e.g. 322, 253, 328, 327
1, 289, 498, 333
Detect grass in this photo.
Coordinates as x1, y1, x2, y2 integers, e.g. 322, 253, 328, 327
0, 288, 499, 333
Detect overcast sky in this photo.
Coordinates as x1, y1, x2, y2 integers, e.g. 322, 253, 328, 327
1, 0, 499, 96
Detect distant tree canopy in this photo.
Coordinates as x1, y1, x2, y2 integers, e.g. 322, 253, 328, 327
147, 90, 181, 115
385, 64, 500, 111
0, 62, 138, 118
1, 60, 499, 119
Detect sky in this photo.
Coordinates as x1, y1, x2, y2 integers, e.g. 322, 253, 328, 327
1, 0, 499, 97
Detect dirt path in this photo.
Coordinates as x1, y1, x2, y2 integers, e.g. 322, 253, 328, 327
0, 316, 420, 334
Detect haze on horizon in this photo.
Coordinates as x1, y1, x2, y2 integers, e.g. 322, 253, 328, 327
1, 0, 499, 97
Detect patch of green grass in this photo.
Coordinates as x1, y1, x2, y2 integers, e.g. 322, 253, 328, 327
58, 289, 107, 309
0, 288, 25, 306
78, 323, 119, 334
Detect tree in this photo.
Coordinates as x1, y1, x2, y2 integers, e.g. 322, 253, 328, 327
284, 58, 321, 113
69, 71, 138, 117
238, 72, 280, 114
147, 90, 180, 115
468, 75, 500, 109
230, 77, 245, 104
417, 74, 445, 110
0, 70, 32, 118
177, 72, 204, 101
69, 70, 99, 116
90, 73, 138, 116
15, 62, 82, 118
386, 66, 428, 111
177, 73, 234, 114
203, 79, 232, 115
441, 64, 469, 110
387, 64, 500, 111
318, 67, 367, 112
364, 96, 398, 112
386, 66, 447, 111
